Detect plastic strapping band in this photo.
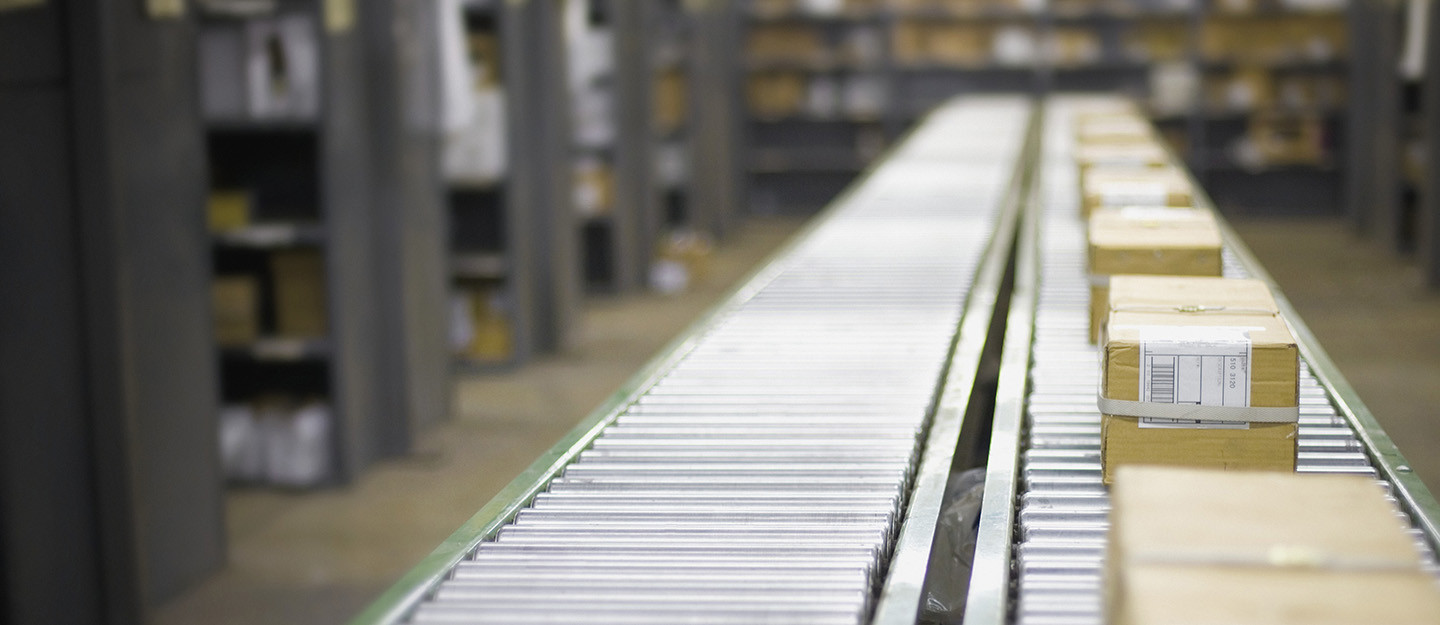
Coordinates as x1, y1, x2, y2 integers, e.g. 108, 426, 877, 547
1097, 396, 1298, 423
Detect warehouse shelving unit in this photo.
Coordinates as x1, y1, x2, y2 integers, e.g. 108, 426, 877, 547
1347, 0, 1440, 287
448, 0, 579, 368
198, 0, 389, 487
740, 0, 1352, 216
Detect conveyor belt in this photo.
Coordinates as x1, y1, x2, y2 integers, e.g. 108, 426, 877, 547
355, 96, 1036, 625
964, 95, 1440, 625
360, 94, 1440, 625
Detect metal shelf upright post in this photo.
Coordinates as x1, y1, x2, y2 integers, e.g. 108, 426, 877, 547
0, 3, 221, 620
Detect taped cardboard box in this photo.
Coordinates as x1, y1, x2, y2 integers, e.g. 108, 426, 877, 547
1074, 142, 1170, 181
1108, 275, 1279, 318
1108, 467, 1440, 625
1087, 208, 1221, 341
1081, 167, 1193, 218
1074, 113, 1155, 146
1100, 310, 1298, 484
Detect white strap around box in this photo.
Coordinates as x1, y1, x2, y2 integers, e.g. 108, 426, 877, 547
1097, 396, 1299, 423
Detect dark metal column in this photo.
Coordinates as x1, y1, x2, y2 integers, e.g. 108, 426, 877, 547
1347, 0, 1403, 245
0, 2, 222, 621
1422, 0, 1440, 285
362, 0, 452, 447
611, 0, 653, 292
507, 0, 579, 353
688, 0, 743, 240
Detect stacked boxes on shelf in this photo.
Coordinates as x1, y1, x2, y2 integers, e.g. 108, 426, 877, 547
741, 0, 1353, 215
446, 2, 518, 367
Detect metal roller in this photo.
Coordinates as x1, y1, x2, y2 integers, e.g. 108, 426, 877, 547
355, 97, 1036, 625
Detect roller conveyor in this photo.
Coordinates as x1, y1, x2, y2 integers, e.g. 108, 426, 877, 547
358, 95, 1440, 625
964, 95, 1440, 625
355, 97, 1036, 625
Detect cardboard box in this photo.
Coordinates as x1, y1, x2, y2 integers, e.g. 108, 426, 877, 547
464, 287, 512, 361
1074, 112, 1155, 146
926, 24, 991, 67
1108, 467, 1440, 625
467, 33, 502, 88
1081, 167, 1193, 218
1109, 275, 1279, 317
1100, 310, 1298, 484
1074, 143, 1170, 180
212, 276, 260, 347
746, 25, 827, 64
208, 190, 252, 232
747, 72, 807, 118
654, 70, 686, 132
1249, 112, 1325, 166
270, 249, 327, 338
1088, 208, 1222, 341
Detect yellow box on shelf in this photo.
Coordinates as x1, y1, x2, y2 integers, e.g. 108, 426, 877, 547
207, 190, 251, 233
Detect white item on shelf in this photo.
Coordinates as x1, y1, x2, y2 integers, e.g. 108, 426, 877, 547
219, 404, 265, 482
438, 0, 475, 132
993, 26, 1037, 67
264, 401, 332, 487
800, 0, 844, 16
444, 86, 508, 183
842, 74, 886, 119
1400, 0, 1432, 81
649, 259, 689, 294
655, 140, 688, 189
450, 292, 476, 352
573, 86, 616, 148
1149, 61, 1199, 117
805, 76, 841, 118
245, 12, 320, 119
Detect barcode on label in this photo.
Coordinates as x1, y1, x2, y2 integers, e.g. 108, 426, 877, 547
1149, 358, 1176, 404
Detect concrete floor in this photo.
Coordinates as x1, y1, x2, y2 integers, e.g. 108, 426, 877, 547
153, 213, 1440, 624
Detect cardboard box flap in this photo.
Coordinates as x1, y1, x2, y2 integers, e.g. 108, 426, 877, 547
1109, 276, 1279, 316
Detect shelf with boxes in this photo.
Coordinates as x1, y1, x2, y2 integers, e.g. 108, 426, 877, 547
198, 0, 384, 489
742, 0, 894, 214
444, 1, 527, 368
739, 0, 1354, 215
446, 0, 582, 364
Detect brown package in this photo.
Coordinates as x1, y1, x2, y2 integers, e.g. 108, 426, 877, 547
1108, 467, 1440, 625
1087, 208, 1222, 342
1100, 310, 1298, 484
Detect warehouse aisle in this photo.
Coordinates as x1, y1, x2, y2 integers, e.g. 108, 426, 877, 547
1233, 216, 1440, 493
151, 216, 807, 625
